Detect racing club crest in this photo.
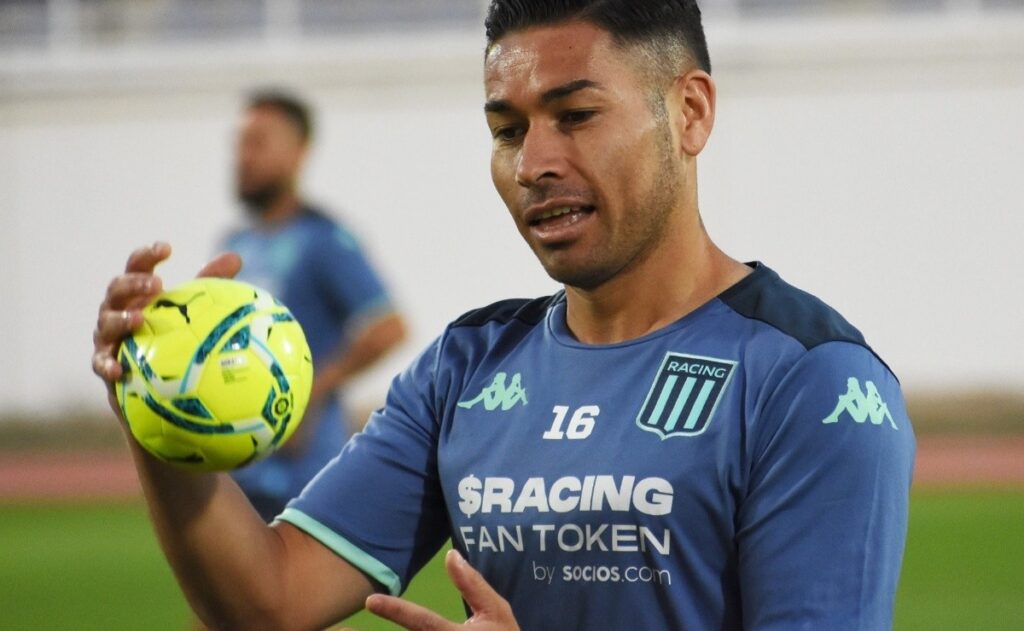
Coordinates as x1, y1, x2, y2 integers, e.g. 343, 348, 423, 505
636, 353, 737, 439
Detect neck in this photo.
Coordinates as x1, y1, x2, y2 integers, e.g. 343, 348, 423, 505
257, 190, 302, 225
564, 212, 750, 345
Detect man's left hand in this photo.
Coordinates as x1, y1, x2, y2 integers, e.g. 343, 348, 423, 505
350, 550, 520, 631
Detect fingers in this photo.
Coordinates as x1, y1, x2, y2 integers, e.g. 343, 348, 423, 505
103, 242, 169, 314
364, 553, 517, 630
91, 348, 122, 382
197, 251, 242, 279
92, 307, 142, 381
94, 307, 143, 346
92, 244, 242, 394
365, 594, 453, 631
125, 241, 172, 274
95, 275, 158, 351
93, 243, 170, 387
444, 550, 514, 622
104, 273, 163, 311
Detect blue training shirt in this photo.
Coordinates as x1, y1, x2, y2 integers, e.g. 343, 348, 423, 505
280, 263, 915, 630
224, 207, 394, 503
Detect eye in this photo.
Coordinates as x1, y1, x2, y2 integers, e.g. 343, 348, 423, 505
561, 110, 596, 126
493, 125, 524, 142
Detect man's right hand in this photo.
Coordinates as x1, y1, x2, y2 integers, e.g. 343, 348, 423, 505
91, 242, 242, 415
89, 243, 377, 630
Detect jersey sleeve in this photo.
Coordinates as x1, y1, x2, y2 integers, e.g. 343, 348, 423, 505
312, 224, 394, 327
277, 335, 450, 595
737, 342, 915, 630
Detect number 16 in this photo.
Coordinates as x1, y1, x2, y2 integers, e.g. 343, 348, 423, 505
543, 405, 600, 440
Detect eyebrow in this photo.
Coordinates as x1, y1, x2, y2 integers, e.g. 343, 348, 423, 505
484, 79, 601, 114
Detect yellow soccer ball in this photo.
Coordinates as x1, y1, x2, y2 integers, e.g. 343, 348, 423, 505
114, 278, 313, 471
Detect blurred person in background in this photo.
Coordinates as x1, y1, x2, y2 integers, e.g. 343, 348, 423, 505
227, 89, 406, 521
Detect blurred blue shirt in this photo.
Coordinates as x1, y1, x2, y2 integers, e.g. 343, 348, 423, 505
223, 206, 393, 509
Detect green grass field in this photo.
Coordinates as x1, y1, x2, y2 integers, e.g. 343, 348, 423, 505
1, 489, 1021, 630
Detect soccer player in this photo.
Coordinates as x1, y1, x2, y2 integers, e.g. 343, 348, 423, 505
91, 2, 915, 629
228, 90, 407, 521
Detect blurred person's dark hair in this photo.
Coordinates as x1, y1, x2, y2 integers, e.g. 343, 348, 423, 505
246, 89, 314, 144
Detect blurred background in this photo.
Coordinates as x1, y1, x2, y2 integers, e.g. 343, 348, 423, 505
1, 1, 1022, 629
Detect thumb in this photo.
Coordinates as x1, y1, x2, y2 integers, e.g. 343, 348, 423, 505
445, 550, 514, 621
197, 251, 242, 279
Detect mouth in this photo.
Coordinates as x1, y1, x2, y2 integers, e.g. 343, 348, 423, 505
524, 204, 596, 245
528, 205, 595, 227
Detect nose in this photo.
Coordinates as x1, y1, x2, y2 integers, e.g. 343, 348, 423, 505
515, 125, 566, 188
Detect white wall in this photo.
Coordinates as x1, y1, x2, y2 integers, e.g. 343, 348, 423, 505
1, 15, 1022, 417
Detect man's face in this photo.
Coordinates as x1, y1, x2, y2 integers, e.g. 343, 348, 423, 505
485, 21, 682, 290
235, 106, 305, 213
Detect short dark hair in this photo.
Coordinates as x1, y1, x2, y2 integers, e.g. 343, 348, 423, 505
246, 89, 314, 143
484, 0, 711, 75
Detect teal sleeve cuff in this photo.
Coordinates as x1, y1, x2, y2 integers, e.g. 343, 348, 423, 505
277, 508, 402, 596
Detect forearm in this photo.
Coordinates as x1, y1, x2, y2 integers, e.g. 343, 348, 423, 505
92, 246, 376, 628
309, 313, 406, 405
127, 439, 295, 629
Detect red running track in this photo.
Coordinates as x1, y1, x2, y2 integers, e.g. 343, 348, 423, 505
0, 435, 1021, 501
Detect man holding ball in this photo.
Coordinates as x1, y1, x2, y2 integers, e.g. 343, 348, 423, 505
92, 1, 914, 629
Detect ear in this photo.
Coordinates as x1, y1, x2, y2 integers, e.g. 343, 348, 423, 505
292, 142, 310, 171
667, 69, 716, 157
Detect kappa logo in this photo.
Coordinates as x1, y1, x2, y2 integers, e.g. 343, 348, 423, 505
822, 377, 898, 429
457, 372, 528, 412
636, 353, 737, 439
